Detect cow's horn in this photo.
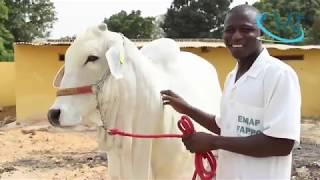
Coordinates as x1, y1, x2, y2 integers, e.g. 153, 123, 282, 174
98, 23, 108, 31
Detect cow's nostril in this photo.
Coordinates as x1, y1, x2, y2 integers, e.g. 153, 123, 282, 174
47, 109, 61, 126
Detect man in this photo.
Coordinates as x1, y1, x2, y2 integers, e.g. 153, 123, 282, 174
160, 4, 301, 179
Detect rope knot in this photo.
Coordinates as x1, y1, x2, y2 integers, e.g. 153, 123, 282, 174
178, 115, 216, 180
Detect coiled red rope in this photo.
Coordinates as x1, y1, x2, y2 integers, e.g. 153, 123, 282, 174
108, 115, 216, 180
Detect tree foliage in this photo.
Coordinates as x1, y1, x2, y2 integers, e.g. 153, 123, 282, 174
104, 10, 155, 39
161, 0, 232, 38
305, 10, 320, 44
4, 0, 57, 42
253, 0, 320, 44
0, 0, 57, 61
0, 0, 13, 60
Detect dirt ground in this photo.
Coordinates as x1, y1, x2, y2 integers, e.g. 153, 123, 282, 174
0, 106, 319, 180
0, 106, 16, 127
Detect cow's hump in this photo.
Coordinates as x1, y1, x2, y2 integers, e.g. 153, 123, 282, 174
140, 38, 180, 71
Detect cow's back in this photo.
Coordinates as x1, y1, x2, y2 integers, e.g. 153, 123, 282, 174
143, 40, 221, 179
174, 51, 221, 116
141, 39, 221, 115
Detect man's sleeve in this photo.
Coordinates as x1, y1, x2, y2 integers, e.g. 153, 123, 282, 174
263, 69, 301, 142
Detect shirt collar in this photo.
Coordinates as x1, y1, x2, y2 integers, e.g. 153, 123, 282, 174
230, 48, 269, 79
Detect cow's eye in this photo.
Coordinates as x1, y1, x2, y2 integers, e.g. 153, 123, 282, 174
84, 55, 99, 65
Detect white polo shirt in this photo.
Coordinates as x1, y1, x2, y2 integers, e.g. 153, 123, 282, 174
216, 48, 301, 180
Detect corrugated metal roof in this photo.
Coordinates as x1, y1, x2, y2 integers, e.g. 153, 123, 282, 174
15, 39, 320, 50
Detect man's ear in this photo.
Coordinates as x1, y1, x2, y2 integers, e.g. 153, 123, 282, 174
260, 29, 264, 37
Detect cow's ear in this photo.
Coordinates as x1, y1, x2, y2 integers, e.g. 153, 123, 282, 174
105, 46, 125, 79
53, 65, 65, 88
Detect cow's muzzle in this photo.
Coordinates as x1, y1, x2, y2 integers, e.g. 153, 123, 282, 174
48, 109, 61, 126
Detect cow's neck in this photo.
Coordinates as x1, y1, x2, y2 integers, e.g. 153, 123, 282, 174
123, 39, 163, 134
100, 38, 161, 179
99, 38, 164, 134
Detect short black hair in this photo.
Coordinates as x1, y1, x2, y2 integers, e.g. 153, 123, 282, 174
229, 4, 260, 16
225, 4, 261, 23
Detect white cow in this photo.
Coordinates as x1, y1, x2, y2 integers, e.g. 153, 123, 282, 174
48, 23, 221, 179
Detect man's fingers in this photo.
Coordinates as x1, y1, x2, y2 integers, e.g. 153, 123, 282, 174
160, 90, 171, 95
162, 94, 174, 105
182, 134, 195, 152
182, 133, 193, 140
161, 93, 174, 106
161, 94, 170, 100
162, 100, 170, 105
161, 94, 176, 104
160, 89, 178, 98
160, 89, 170, 94
182, 134, 193, 145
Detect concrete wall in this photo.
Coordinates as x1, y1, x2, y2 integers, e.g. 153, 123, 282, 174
0, 62, 15, 107
14, 45, 66, 122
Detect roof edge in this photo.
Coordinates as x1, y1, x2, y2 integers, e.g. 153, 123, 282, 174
14, 39, 320, 50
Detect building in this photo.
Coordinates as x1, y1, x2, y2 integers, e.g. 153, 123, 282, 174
1, 39, 319, 123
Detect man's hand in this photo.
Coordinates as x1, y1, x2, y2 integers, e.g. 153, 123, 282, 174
160, 90, 191, 114
182, 132, 218, 153
160, 89, 221, 135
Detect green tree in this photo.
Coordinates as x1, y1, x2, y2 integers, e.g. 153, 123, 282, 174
305, 11, 320, 44
0, 0, 13, 61
253, 0, 320, 44
104, 10, 155, 39
161, 0, 232, 38
4, 0, 57, 42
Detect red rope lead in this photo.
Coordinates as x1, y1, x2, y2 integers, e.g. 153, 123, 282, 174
178, 115, 216, 180
108, 128, 183, 138
56, 85, 93, 96
108, 115, 216, 180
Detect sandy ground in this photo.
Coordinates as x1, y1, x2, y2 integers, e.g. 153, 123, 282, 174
0, 125, 108, 180
0, 106, 319, 180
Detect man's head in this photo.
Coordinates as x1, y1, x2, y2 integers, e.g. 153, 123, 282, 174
223, 4, 262, 60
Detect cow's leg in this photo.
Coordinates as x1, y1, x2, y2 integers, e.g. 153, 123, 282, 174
132, 139, 153, 179
119, 138, 134, 178
107, 150, 121, 179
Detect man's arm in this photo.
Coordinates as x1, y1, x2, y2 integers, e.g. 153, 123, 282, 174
160, 90, 220, 135
184, 106, 220, 135
215, 133, 294, 157
183, 132, 294, 157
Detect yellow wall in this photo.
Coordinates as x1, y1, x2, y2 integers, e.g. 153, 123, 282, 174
185, 47, 320, 117
14, 45, 66, 122
0, 62, 15, 106
268, 48, 320, 117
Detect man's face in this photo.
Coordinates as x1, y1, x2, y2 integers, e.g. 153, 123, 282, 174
223, 11, 261, 60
